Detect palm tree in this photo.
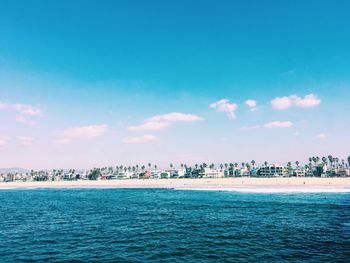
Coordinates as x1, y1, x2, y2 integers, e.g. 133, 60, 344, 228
347, 156, 350, 168
287, 162, 292, 175
148, 163, 151, 170
170, 163, 173, 169
251, 160, 256, 167
295, 161, 300, 169
246, 163, 251, 176
308, 157, 313, 168
264, 161, 268, 167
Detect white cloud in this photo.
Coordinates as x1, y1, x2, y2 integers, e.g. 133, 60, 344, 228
127, 121, 171, 131
209, 99, 238, 119
293, 131, 301, 136
0, 101, 43, 125
128, 112, 203, 132
122, 134, 158, 144
15, 116, 36, 125
241, 121, 293, 130
271, 94, 321, 110
271, 96, 293, 110
317, 133, 327, 139
292, 94, 321, 108
245, 99, 257, 112
245, 99, 257, 108
53, 124, 108, 143
17, 136, 35, 146
13, 103, 43, 117
263, 121, 293, 129
146, 112, 204, 123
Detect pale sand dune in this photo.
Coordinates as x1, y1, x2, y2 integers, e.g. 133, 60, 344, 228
1, 178, 350, 192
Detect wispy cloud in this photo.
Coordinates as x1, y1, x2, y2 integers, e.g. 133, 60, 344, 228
53, 124, 108, 144
209, 99, 238, 119
127, 112, 203, 132
263, 121, 293, 128
128, 121, 171, 131
17, 136, 35, 146
0, 101, 43, 125
146, 112, 203, 123
317, 133, 327, 139
245, 99, 257, 112
271, 94, 321, 110
122, 134, 158, 144
242, 121, 293, 130
280, 69, 295, 76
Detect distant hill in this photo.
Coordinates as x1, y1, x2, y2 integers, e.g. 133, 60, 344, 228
0, 168, 30, 173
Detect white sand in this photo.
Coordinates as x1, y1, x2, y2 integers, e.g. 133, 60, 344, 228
1, 177, 350, 193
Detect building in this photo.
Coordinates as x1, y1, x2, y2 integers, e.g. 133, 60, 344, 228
258, 165, 288, 177
202, 168, 225, 178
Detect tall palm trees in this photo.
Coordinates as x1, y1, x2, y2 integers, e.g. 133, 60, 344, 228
251, 160, 256, 168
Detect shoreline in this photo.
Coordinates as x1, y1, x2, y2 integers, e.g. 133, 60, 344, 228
1, 177, 350, 193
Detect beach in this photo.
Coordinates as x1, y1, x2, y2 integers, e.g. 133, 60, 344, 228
1, 177, 350, 192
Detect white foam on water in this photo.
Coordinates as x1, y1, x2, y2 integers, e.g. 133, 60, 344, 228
174, 186, 350, 193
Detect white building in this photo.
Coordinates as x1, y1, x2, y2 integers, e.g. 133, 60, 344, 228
202, 168, 225, 178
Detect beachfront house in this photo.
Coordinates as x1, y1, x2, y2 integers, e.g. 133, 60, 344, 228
202, 168, 225, 178
258, 165, 288, 177
293, 169, 306, 177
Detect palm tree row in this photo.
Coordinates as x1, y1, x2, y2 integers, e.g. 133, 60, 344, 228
93, 156, 350, 174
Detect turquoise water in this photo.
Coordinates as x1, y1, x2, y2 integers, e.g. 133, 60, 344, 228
0, 189, 349, 262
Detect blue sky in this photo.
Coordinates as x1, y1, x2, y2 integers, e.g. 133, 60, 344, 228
0, 0, 349, 169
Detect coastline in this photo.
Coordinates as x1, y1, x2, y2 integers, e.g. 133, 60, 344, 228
1, 177, 350, 193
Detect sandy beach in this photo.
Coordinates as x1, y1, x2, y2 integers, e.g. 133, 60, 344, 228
1, 177, 350, 193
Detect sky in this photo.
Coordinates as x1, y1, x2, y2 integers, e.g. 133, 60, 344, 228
0, 0, 350, 169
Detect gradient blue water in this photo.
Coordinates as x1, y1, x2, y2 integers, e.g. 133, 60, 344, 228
0, 189, 349, 262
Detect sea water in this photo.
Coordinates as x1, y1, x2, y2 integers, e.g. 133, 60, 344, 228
0, 189, 349, 262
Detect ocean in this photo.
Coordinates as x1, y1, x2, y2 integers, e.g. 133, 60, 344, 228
0, 188, 349, 262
